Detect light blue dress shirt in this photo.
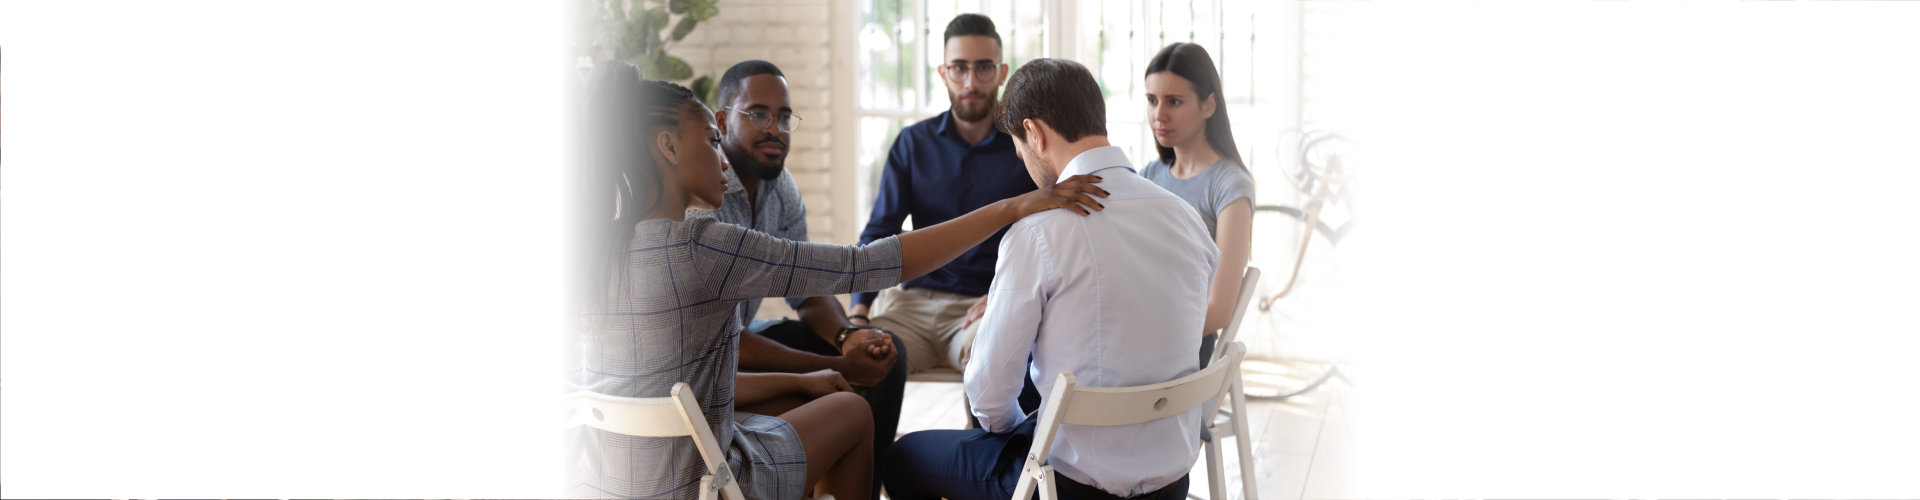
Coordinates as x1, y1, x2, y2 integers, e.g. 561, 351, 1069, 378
964, 145, 1220, 497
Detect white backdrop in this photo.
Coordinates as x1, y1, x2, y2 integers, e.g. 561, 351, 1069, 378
4, 1, 1919, 498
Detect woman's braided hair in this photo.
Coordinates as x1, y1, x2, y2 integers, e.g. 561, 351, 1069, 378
577, 61, 701, 319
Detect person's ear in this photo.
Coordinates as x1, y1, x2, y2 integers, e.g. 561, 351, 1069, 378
655, 129, 679, 167
1021, 118, 1045, 155
1201, 92, 1218, 120
713, 107, 729, 130
997, 63, 1009, 86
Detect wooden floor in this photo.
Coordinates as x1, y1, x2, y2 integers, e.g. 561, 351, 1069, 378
893, 357, 1354, 500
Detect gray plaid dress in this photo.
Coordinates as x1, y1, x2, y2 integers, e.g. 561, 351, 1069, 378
571, 216, 903, 500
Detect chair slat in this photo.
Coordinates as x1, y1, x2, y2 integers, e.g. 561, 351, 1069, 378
564, 389, 695, 437
1054, 343, 1246, 427
1013, 343, 1249, 500
564, 383, 749, 500
1217, 267, 1262, 349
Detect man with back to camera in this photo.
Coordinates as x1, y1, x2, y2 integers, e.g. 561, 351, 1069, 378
687, 60, 908, 500
882, 58, 1219, 500
852, 13, 1040, 389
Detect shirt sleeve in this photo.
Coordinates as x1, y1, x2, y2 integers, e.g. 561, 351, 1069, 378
1211, 162, 1258, 215
853, 131, 917, 307
687, 218, 904, 303
963, 219, 1056, 433
779, 175, 813, 310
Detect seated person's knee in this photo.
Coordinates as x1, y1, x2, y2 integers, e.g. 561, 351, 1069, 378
823, 391, 873, 427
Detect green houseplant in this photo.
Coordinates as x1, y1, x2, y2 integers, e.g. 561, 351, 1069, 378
576, 0, 722, 106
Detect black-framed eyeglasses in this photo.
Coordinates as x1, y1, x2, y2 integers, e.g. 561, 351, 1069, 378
942, 61, 1000, 84
722, 106, 801, 133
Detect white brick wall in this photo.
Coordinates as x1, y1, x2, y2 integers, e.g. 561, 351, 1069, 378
669, 0, 843, 243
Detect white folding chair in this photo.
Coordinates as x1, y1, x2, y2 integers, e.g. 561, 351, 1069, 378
565, 383, 748, 500
1010, 342, 1248, 500
1200, 267, 1263, 500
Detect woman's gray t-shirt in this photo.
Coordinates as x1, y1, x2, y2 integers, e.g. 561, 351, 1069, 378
1140, 157, 1257, 239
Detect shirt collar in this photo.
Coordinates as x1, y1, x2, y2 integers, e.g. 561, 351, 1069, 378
935, 110, 1005, 148
1061, 145, 1135, 178
934, 110, 955, 137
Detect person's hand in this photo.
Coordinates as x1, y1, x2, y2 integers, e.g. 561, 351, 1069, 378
962, 293, 989, 329
796, 369, 853, 398
836, 328, 896, 387
1003, 174, 1108, 219
845, 327, 896, 359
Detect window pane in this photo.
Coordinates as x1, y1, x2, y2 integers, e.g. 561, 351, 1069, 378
856, 116, 910, 225
859, 0, 916, 111
922, 0, 960, 111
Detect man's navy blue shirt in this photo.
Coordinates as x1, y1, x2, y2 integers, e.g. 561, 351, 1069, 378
855, 111, 1036, 307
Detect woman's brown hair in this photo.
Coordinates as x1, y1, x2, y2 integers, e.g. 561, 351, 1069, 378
1146, 42, 1244, 169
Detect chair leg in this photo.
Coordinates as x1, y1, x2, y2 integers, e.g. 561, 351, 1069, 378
1012, 459, 1039, 500
1205, 426, 1227, 500
700, 475, 715, 500
1039, 466, 1058, 500
1229, 377, 1258, 500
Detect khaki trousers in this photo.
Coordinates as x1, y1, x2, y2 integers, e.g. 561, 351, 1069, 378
868, 287, 984, 374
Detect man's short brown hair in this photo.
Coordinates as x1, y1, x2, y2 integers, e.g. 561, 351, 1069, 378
996, 58, 1106, 143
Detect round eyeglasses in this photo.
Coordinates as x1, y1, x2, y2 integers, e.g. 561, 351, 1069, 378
722, 106, 801, 133
942, 61, 1000, 84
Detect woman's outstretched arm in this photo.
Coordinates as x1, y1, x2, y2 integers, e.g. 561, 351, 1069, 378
894, 174, 1108, 280
687, 175, 1109, 302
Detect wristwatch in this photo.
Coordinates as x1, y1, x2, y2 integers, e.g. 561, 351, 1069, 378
835, 324, 878, 348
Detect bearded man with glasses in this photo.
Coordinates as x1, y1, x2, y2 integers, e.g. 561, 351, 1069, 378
691, 59, 909, 500
852, 13, 1043, 419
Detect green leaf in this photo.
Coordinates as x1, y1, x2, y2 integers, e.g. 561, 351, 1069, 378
689, 0, 719, 22
618, 23, 647, 60
621, 17, 652, 59
670, 16, 699, 42
690, 75, 716, 107
650, 54, 694, 81
648, 7, 669, 31
669, 0, 690, 14
626, 7, 665, 55
634, 50, 668, 77
593, 20, 619, 58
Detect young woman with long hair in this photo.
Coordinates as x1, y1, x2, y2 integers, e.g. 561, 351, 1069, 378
1141, 43, 1257, 366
